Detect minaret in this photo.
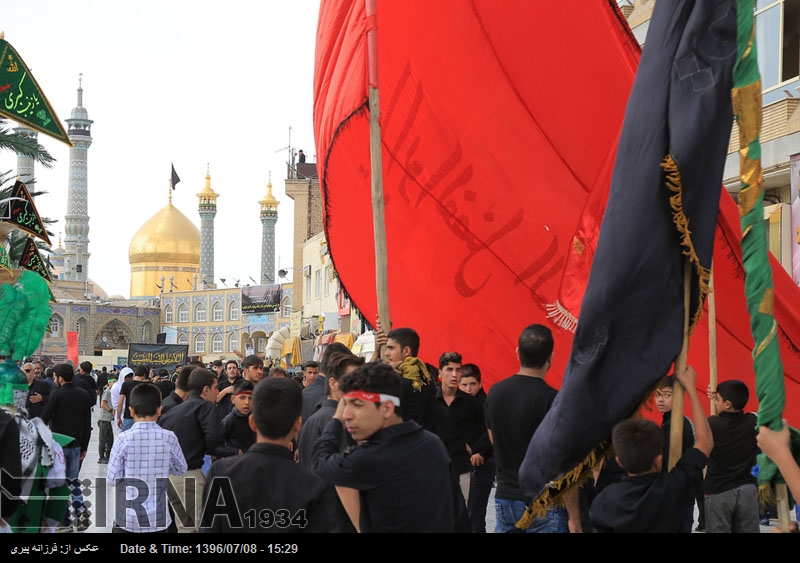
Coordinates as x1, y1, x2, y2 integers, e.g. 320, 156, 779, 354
197, 165, 219, 288
63, 74, 93, 282
14, 125, 37, 185
259, 172, 279, 284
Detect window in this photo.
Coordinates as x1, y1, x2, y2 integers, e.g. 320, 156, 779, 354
229, 332, 239, 352
315, 269, 322, 298
49, 315, 61, 337
212, 302, 223, 321
195, 302, 206, 322
165, 305, 173, 324
195, 333, 206, 353
756, 0, 800, 94
229, 301, 239, 321
178, 333, 188, 346
305, 271, 312, 302
178, 304, 188, 323
324, 265, 331, 295
257, 337, 266, 353
212, 333, 223, 353
282, 296, 292, 318
141, 322, 152, 342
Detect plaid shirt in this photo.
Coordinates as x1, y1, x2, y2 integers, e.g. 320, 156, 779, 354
107, 421, 187, 532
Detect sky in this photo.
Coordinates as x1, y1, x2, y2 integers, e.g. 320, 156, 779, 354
0, 0, 321, 298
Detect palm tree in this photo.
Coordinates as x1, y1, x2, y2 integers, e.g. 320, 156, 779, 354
0, 118, 57, 264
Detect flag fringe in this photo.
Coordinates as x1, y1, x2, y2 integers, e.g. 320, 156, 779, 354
661, 154, 711, 333
759, 482, 776, 509
515, 441, 612, 528
517, 379, 661, 528
545, 300, 578, 333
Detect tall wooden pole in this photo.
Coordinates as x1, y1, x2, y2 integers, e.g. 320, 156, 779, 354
366, 0, 391, 333
669, 258, 691, 470
709, 264, 718, 415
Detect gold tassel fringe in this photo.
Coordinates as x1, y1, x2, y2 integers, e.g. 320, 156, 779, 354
661, 154, 712, 333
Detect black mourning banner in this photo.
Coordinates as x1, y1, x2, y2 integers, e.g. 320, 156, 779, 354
127, 343, 188, 371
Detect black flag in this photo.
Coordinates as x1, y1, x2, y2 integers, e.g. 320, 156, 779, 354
171, 164, 180, 190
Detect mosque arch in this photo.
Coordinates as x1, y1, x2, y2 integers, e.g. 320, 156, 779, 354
94, 319, 134, 350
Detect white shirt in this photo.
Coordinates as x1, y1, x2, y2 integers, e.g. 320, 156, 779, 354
110, 378, 125, 410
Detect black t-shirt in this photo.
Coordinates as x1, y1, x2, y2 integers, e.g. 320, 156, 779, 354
119, 379, 146, 419
485, 374, 558, 501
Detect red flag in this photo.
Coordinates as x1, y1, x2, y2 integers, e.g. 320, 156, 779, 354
313, 0, 800, 434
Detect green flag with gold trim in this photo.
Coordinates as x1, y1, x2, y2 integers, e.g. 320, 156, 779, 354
0, 38, 71, 146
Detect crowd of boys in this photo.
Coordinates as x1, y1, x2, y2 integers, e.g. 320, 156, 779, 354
2, 325, 795, 534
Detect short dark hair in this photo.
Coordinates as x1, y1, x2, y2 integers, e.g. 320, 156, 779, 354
187, 369, 217, 395
212, 359, 223, 368
324, 352, 365, 396
461, 363, 481, 382
251, 378, 302, 439
225, 359, 239, 370
233, 379, 255, 394
339, 362, 403, 414
188, 359, 206, 368
157, 368, 170, 379
268, 367, 287, 378
134, 365, 150, 378
386, 328, 420, 357
612, 418, 663, 475
319, 343, 351, 374
130, 382, 162, 417
438, 351, 462, 370
302, 361, 319, 371
176, 365, 197, 392
518, 324, 554, 369
243, 355, 263, 369
656, 375, 675, 390
79, 361, 93, 374
53, 363, 75, 382
716, 380, 749, 411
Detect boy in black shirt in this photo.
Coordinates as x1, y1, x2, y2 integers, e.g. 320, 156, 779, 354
591, 365, 712, 533
221, 379, 256, 453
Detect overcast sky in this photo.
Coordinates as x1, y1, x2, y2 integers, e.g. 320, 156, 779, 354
0, 0, 321, 298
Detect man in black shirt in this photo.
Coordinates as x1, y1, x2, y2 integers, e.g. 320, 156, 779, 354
41, 363, 93, 531
159, 369, 233, 532
23, 361, 50, 419
313, 362, 455, 532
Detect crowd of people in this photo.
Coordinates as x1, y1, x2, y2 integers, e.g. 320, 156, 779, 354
1, 322, 799, 534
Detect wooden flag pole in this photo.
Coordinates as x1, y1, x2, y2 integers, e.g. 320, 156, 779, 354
709, 264, 718, 415
669, 258, 691, 471
366, 0, 391, 333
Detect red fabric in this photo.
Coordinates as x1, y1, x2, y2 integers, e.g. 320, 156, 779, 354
314, 0, 800, 427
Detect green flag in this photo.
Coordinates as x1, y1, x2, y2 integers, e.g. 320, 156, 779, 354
0, 38, 71, 146
733, 0, 800, 506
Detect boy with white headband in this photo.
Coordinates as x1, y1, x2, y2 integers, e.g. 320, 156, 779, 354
312, 362, 456, 532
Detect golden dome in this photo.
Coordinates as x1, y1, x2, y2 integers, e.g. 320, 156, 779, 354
129, 203, 200, 264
